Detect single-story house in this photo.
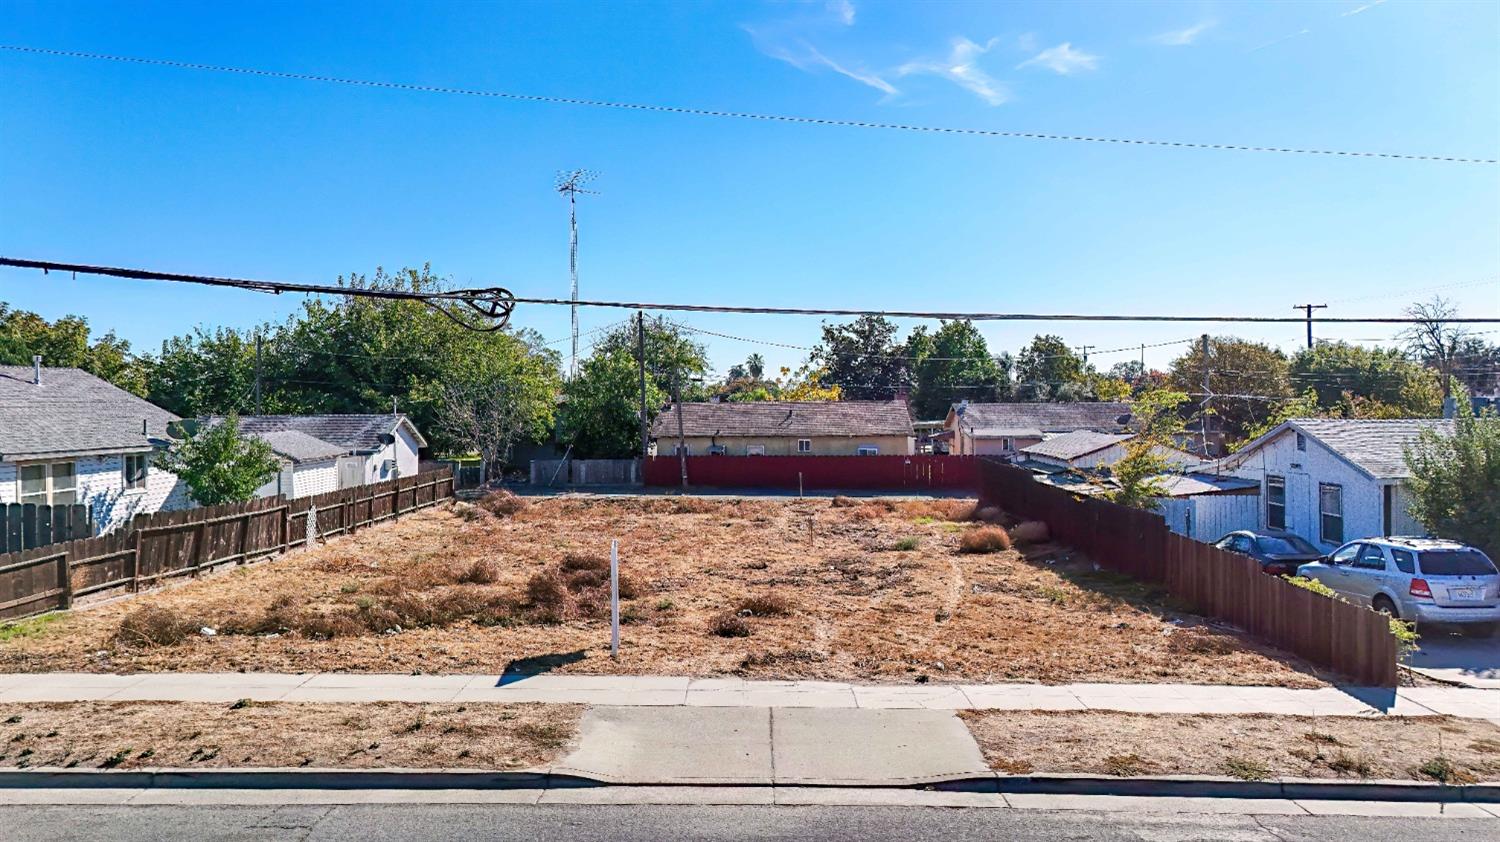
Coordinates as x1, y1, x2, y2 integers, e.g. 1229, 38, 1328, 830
1151, 473, 1263, 542
249, 430, 348, 499
0, 362, 192, 532
1018, 430, 1200, 471
944, 401, 1133, 457
214, 414, 427, 489
650, 400, 915, 456
1210, 418, 1452, 550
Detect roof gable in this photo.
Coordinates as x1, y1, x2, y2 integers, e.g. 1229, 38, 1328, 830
211, 414, 427, 452
1219, 418, 1455, 480
649, 400, 913, 439
1020, 430, 1133, 461
0, 366, 179, 460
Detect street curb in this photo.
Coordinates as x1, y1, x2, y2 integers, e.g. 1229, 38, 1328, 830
0, 767, 1495, 803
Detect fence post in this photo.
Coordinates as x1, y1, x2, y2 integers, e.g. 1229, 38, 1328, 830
128, 529, 141, 593
57, 543, 73, 610
192, 517, 208, 577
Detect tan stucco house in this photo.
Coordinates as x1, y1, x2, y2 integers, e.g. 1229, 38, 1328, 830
650, 400, 915, 456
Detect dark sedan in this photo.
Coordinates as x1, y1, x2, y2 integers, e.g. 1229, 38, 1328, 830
1213, 530, 1326, 576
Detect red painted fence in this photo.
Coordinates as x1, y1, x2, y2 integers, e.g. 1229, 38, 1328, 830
642, 455, 980, 492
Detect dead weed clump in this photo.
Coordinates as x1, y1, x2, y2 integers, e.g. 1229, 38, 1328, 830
737, 593, 795, 617
116, 606, 204, 648
477, 490, 528, 517
709, 612, 752, 638
519, 554, 646, 622
1009, 521, 1050, 546
959, 526, 1013, 554
456, 559, 501, 585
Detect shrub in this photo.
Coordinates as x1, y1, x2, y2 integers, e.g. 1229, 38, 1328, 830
116, 606, 203, 647
830, 496, 861, 508
893, 536, 920, 551
737, 593, 794, 617
1415, 756, 1478, 784
477, 490, 527, 517
973, 505, 1005, 523
525, 574, 569, 612
559, 553, 609, 573
959, 526, 1012, 554
1223, 757, 1272, 781
1009, 521, 1050, 545
456, 559, 501, 585
709, 612, 752, 638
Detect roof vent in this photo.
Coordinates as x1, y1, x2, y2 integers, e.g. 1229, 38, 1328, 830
32, 355, 41, 385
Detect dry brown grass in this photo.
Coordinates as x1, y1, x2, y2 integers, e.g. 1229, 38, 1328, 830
477, 490, 528, 517
958, 526, 1013, 554
0, 497, 1325, 686
737, 593, 795, 617
0, 701, 579, 770
116, 607, 203, 648
709, 612, 752, 638
1009, 521, 1050, 545
961, 711, 1500, 782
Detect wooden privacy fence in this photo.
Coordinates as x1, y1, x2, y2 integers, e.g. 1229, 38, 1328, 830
0, 468, 454, 622
643, 455, 980, 491
976, 459, 1398, 686
1, 503, 92, 553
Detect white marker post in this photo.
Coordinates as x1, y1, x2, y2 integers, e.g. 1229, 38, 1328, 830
609, 539, 620, 659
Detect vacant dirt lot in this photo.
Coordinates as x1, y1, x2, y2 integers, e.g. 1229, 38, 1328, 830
962, 711, 1500, 782
0, 701, 579, 770
0, 495, 1325, 686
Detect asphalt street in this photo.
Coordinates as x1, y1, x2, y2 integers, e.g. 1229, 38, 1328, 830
1, 804, 1494, 842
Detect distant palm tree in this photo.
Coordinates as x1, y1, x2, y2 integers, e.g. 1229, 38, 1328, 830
746, 353, 765, 381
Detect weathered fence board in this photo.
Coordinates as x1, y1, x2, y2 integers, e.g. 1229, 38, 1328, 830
0, 503, 91, 553
0, 468, 454, 623
977, 459, 1398, 687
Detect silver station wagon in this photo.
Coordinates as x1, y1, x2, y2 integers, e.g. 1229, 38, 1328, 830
1296, 537, 1500, 636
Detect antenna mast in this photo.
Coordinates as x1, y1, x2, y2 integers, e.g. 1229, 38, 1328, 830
556, 169, 598, 378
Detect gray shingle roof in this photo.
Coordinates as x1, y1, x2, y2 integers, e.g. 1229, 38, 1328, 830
954, 402, 1133, 434
209, 414, 427, 452
1020, 430, 1133, 461
1291, 418, 1455, 480
650, 400, 913, 439
0, 366, 179, 460
251, 430, 348, 464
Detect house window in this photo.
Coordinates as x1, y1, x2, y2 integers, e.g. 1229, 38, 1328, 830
19, 461, 77, 505
1295, 433, 1306, 452
1265, 475, 1286, 530
672, 444, 691, 456
745, 445, 766, 456
1319, 483, 1344, 544
856, 445, 879, 456
707, 444, 727, 455
797, 439, 812, 453
123, 453, 149, 491
1001, 437, 1014, 451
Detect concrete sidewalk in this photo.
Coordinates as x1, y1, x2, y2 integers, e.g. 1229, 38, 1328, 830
1, 673, 1495, 720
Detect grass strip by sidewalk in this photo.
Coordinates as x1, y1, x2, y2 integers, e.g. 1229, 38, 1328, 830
0, 702, 580, 771
961, 711, 1500, 784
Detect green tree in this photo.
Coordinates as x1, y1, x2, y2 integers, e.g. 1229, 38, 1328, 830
908, 320, 1008, 419
1169, 337, 1291, 440
1403, 401, 1500, 558
1290, 341, 1440, 417
808, 315, 907, 400
1104, 389, 1190, 509
163, 414, 280, 505
1234, 388, 1322, 450
1014, 335, 1089, 402
559, 349, 667, 458
0, 304, 149, 394
419, 330, 560, 477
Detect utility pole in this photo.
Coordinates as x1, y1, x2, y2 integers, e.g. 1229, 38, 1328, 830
1199, 334, 1211, 458
557, 170, 598, 380
253, 331, 262, 415
636, 311, 650, 457
1293, 304, 1327, 350
1079, 344, 1095, 369
673, 369, 688, 489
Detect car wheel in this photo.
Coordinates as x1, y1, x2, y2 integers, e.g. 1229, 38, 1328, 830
1463, 623, 1498, 639
1372, 595, 1399, 620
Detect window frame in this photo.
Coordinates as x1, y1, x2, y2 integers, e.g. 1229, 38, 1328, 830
1000, 437, 1014, 451
1265, 474, 1286, 531
1391, 548, 1416, 575
856, 445, 879, 456
123, 453, 149, 492
17, 461, 78, 505
796, 439, 812, 453
1354, 543, 1387, 570
745, 445, 766, 456
1319, 483, 1344, 545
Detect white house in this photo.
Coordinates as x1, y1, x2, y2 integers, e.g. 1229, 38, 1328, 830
0, 362, 192, 533
1018, 430, 1200, 471
1210, 418, 1450, 550
218, 414, 426, 489
248, 430, 346, 500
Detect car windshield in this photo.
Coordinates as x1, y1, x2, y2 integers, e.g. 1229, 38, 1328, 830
1256, 535, 1320, 555
1417, 550, 1498, 577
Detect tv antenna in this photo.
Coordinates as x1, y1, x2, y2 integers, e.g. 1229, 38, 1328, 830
557, 169, 599, 378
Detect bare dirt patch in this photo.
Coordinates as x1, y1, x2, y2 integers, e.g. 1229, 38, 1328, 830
0, 496, 1325, 686
961, 711, 1500, 782
0, 701, 579, 770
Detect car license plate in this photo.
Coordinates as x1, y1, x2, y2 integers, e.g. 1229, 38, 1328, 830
1449, 587, 1478, 600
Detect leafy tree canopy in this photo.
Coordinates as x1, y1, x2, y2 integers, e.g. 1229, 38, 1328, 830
809, 315, 907, 400
0, 304, 147, 395
1290, 341, 1440, 417
1403, 400, 1499, 558
1169, 337, 1290, 440
1014, 335, 1090, 402
907, 320, 1010, 420
162, 413, 281, 506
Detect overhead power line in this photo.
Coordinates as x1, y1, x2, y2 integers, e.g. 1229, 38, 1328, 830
6, 257, 1500, 326
2, 44, 1494, 165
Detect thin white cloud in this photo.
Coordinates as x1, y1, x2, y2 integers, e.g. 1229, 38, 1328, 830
827, 0, 856, 26
896, 37, 1010, 105
749, 31, 897, 96
1342, 0, 1386, 17
1016, 42, 1100, 75
802, 44, 897, 95
1248, 28, 1310, 53
1151, 20, 1215, 46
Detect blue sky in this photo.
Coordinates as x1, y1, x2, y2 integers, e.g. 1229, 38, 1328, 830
1, 0, 1496, 379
